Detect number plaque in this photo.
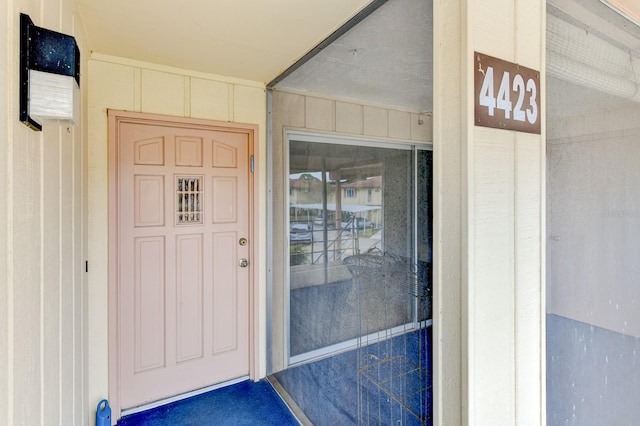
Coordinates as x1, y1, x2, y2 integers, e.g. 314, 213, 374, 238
474, 52, 541, 134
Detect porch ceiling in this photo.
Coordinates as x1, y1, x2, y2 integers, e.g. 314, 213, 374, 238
75, 0, 640, 117
75, 0, 374, 83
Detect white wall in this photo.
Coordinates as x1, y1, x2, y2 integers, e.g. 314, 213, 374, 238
545, 68, 640, 426
1, 2, 89, 425
86, 54, 267, 419
547, 99, 640, 338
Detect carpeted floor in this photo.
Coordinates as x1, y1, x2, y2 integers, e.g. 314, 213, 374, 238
274, 327, 432, 426
117, 379, 300, 426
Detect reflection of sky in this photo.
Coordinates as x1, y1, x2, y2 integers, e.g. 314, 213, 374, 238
290, 171, 346, 183
289, 172, 321, 180
289, 172, 360, 184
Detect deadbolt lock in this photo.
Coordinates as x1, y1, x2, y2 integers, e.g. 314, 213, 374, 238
239, 238, 248, 246
238, 258, 249, 268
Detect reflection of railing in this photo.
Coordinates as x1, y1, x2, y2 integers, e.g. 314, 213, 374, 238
290, 217, 381, 266
316, 218, 358, 264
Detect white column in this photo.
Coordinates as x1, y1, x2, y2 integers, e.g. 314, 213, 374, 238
433, 0, 545, 424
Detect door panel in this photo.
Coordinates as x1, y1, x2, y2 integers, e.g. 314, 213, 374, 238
212, 177, 238, 223
134, 236, 165, 373
175, 233, 203, 363
212, 231, 240, 353
117, 119, 251, 409
134, 175, 165, 226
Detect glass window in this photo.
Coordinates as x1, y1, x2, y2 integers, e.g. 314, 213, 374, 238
287, 136, 432, 361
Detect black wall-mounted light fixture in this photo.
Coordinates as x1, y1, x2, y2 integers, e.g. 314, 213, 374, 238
20, 13, 80, 131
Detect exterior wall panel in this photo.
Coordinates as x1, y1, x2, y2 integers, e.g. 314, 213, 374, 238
515, 133, 542, 425
190, 78, 230, 121
141, 70, 187, 116
433, 0, 464, 423
435, 0, 545, 424
1, 1, 89, 424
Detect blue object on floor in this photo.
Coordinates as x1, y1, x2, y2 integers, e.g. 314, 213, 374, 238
117, 379, 300, 426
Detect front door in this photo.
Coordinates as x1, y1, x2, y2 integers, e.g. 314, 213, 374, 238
110, 111, 255, 410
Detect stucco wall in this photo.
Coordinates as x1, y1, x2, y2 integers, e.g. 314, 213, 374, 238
546, 314, 640, 425
86, 54, 267, 419
1, 3, 89, 425
547, 103, 640, 338
546, 79, 640, 425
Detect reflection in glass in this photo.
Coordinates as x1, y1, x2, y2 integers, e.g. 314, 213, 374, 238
288, 140, 431, 358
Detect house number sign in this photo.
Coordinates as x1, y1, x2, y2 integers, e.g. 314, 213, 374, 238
474, 52, 541, 134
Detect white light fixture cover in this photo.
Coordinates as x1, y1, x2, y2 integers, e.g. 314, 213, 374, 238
29, 70, 80, 125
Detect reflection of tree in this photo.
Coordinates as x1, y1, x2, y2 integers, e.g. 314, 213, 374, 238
290, 245, 310, 266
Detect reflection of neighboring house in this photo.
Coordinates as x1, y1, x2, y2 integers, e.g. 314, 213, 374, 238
341, 176, 382, 206
340, 176, 382, 226
290, 175, 383, 226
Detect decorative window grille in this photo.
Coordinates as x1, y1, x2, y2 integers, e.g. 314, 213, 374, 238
176, 176, 203, 224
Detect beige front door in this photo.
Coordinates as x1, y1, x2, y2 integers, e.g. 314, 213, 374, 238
109, 111, 255, 411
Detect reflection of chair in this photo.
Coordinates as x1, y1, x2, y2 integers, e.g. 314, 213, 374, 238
343, 253, 431, 317
343, 253, 431, 425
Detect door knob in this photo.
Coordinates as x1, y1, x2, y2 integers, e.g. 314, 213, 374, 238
238, 258, 249, 268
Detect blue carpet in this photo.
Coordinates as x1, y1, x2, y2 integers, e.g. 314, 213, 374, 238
117, 380, 300, 426
274, 327, 432, 426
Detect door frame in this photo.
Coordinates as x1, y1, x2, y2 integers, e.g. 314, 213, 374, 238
107, 110, 259, 420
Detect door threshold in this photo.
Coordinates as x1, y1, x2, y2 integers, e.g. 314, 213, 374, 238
121, 376, 250, 417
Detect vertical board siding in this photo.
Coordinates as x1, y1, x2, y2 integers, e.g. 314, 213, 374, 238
61, 126, 76, 424
335, 102, 363, 134
388, 110, 412, 140
234, 85, 267, 125
141, 70, 186, 116
0, 0, 8, 422
515, 0, 543, 69
474, 0, 515, 60
473, 129, 516, 425
2, 1, 88, 424
43, 130, 62, 424
190, 79, 230, 121
432, 0, 464, 423
305, 97, 335, 131
471, 0, 545, 423
13, 93, 43, 425
515, 134, 542, 425
363, 106, 388, 137
452, 0, 545, 423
